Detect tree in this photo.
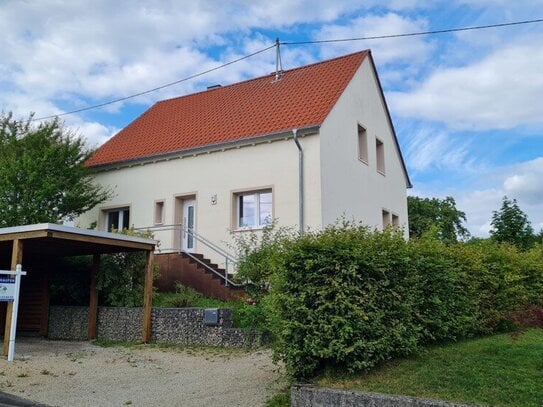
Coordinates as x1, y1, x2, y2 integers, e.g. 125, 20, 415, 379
408, 196, 470, 243
0, 113, 111, 227
490, 196, 534, 250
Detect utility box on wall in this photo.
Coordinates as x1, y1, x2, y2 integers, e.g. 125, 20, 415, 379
204, 308, 218, 325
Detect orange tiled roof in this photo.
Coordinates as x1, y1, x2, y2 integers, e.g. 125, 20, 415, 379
86, 50, 369, 167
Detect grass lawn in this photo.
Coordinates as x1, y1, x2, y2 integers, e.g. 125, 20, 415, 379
315, 328, 543, 407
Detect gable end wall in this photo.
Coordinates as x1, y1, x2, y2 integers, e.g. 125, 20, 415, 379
319, 58, 409, 236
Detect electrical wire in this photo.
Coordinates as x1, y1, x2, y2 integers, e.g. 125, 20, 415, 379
281, 18, 543, 45
32, 44, 276, 121
31, 18, 543, 121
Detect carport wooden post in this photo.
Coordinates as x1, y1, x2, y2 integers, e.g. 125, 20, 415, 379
87, 254, 100, 340
3, 239, 23, 356
142, 250, 154, 343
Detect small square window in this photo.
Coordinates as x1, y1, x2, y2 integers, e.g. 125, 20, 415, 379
392, 214, 399, 227
154, 201, 165, 225
376, 138, 385, 175
235, 190, 272, 229
382, 209, 391, 228
358, 125, 368, 163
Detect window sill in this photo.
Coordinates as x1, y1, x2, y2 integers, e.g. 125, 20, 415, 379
232, 226, 268, 233
377, 170, 386, 176
358, 158, 369, 165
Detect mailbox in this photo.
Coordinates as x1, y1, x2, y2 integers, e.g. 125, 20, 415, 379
204, 308, 219, 325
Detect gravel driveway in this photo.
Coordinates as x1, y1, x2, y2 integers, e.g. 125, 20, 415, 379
0, 339, 285, 407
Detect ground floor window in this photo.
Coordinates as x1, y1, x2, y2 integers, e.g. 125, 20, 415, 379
105, 207, 130, 231
236, 190, 272, 229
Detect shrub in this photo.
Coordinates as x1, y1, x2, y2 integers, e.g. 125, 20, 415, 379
236, 222, 543, 380
153, 283, 203, 307
96, 229, 158, 307
270, 225, 419, 379
232, 220, 294, 296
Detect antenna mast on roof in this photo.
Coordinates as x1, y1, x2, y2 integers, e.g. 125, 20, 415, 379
273, 37, 283, 82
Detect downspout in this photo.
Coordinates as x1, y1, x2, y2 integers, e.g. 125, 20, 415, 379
293, 129, 304, 235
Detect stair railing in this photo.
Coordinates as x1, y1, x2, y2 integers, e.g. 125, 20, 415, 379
178, 223, 238, 287
181, 251, 241, 287
135, 223, 239, 287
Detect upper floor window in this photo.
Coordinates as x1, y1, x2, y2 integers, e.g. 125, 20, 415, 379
236, 190, 272, 229
104, 207, 130, 232
358, 124, 368, 163
376, 138, 385, 175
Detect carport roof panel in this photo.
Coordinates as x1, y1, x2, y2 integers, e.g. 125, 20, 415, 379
0, 223, 157, 257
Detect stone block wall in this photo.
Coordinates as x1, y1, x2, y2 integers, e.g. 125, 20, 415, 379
291, 385, 476, 407
48, 306, 265, 348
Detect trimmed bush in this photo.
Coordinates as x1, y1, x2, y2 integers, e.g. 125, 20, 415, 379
238, 223, 543, 379
270, 226, 419, 378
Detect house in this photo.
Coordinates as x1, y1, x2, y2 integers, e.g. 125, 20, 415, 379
79, 50, 411, 297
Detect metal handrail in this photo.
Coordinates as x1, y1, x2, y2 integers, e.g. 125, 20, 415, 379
135, 223, 239, 286
178, 223, 238, 266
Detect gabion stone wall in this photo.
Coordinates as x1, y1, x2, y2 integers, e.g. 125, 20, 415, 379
98, 307, 143, 342
48, 306, 89, 340
48, 306, 265, 348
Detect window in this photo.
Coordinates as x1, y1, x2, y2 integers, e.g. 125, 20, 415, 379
358, 124, 368, 163
382, 209, 391, 228
392, 214, 400, 227
236, 190, 272, 229
154, 201, 164, 225
105, 207, 130, 232
376, 138, 385, 174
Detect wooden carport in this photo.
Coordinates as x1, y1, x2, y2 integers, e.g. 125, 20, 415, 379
0, 223, 156, 356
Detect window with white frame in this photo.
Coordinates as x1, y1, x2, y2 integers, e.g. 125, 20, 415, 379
236, 190, 272, 229
104, 207, 130, 232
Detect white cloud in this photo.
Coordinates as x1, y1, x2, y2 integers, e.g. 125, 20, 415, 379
66, 120, 119, 149
503, 157, 543, 205
315, 13, 433, 66
389, 39, 543, 130
403, 126, 473, 173
0, 1, 358, 120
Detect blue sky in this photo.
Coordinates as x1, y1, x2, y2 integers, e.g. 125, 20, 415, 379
1, 1, 542, 236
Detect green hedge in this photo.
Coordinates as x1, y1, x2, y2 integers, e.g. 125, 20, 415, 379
239, 224, 543, 379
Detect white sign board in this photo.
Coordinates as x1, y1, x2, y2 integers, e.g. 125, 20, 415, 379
0, 265, 26, 362
0, 277, 16, 301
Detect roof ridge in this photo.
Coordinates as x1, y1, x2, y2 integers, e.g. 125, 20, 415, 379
157, 49, 370, 105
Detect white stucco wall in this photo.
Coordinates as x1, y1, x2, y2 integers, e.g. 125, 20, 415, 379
79, 135, 321, 265
319, 58, 409, 237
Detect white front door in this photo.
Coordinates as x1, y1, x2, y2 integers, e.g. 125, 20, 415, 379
182, 199, 196, 252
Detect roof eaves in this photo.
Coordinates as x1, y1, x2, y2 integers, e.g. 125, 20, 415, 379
88, 125, 321, 172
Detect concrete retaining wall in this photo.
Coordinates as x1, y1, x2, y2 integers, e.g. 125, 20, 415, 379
48, 306, 265, 348
291, 385, 477, 407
